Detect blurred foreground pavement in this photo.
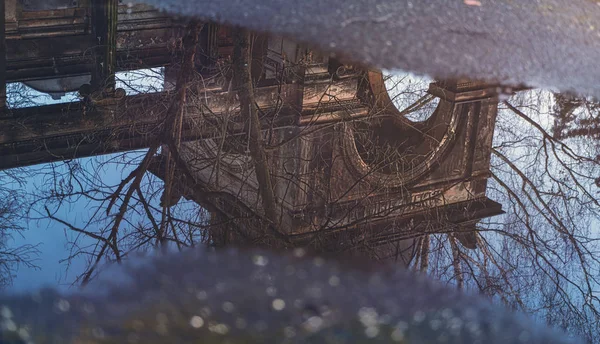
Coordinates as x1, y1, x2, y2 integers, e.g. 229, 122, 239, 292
0, 248, 582, 343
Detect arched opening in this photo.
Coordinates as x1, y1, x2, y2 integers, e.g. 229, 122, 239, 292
353, 116, 440, 175
382, 71, 439, 123
344, 71, 461, 186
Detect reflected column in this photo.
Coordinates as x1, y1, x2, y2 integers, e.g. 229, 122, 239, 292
91, 0, 118, 95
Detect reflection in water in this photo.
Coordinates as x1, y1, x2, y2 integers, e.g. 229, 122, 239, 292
383, 72, 439, 123
6, 82, 79, 108
551, 92, 600, 140
0, 3, 599, 342
354, 72, 449, 176
5, 82, 597, 341
353, 117, 427, 175
116, 68, 165, 96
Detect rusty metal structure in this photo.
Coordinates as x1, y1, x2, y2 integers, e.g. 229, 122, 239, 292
0, 0, 504, 261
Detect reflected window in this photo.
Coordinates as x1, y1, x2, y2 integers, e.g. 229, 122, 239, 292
116, 68, 165, 95
24, 75, 90, 100
6, 82, 79, 108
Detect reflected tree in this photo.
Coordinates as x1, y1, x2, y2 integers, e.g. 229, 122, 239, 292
0, 169, 39, 288
425, 89, 600, 342
9, 22, 600, 344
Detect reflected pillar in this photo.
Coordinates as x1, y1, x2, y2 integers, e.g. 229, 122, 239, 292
91, 0, 118, 94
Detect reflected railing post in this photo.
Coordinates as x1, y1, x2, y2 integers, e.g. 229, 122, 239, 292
91, 0, 118, 96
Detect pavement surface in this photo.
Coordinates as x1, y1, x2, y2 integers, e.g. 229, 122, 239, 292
0, 248, 581, 343
141, 0, 600, 97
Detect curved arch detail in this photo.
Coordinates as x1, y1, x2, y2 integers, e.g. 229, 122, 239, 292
341, 71, 465, 189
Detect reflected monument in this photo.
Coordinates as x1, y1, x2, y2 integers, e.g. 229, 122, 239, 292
0, 0, 505, 262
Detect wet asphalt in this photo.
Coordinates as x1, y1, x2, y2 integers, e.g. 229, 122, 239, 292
142, 0, 600, 97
